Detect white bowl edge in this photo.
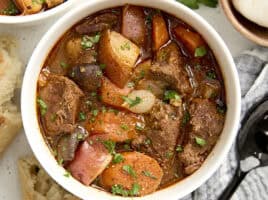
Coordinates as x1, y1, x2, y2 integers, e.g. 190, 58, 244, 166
21, 0, 241, 199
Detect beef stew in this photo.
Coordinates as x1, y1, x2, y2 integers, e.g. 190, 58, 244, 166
36, 5, 226, 197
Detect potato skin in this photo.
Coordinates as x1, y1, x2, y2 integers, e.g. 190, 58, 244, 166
122, 5, 146, 46
100, 152, 163, 196
68, 139, 112, 186
98, 30, 140, 88
152, 14, 169, 51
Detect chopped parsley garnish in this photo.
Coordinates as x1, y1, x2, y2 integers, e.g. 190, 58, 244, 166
194, 46, 207, 57
50, 113, 57, 122
103, 140, 116, 154
123, 143, 131, 150
195, 136, 206, 147
122, 165, 136, 178
112, 153, 124, 164
176, 0, 218, 10
122, 96, 142, 107
176, 145, 183, 152
91, 109, 99, 117
182, 111, 190, 126
135, 122, 145, 131
77, 133, 85, 140
120, 42, 131, 51
99, 63, 106, 70
129, 183, 141, 196
142, 170, 157, 180
108, 108, 119, 115
78, 112, 86, 121
216, 103, 226, 114
165, 151, 174, 159
57, 158, 64, 166
81, 33, 100, 49
111, 184, 141, 197
206, 71, 217, 79
164, 90, 180, 101
127, 82, 135, 88
144, 138, 151, 145
1, 1, 20, 15
60, 61, 69, 69
63, 171, 71, 178
91, 92, 97, 97
120, 124, 129, 131
37, 98, 47, 116
96, 70, 103, 77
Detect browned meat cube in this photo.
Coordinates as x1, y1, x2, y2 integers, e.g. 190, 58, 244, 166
38, 74, 84, 136
178, 98, 225, 175
150, 43, 192, 95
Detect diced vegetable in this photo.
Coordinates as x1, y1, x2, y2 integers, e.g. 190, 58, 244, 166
46, 0, 64, 9
131, 59, 152, 83
100, 77, 132, 108
173, 25, 206, 56
98, 30, 141, 88
68, 138, 112, 186
65, 37, 83, 61
15, 0, 43, 15
194, 46, 207, 57
152, 14, 169, 51
200, 80, 220, 99
68, 64, 102, 92
100, 151, 163, 196
122, 5, 146, 46
86, 111, 140, 142
122, 90, 156, 114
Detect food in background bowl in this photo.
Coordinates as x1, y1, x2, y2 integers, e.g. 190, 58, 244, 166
0, 0, 67, 15
36, 5, 226, 197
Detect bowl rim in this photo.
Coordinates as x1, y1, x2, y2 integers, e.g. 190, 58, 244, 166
0, 0, 74, 24
21, 0, 241, 199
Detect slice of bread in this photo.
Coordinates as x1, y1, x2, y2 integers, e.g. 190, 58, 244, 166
0, 36, 22, 155
18, 156, 80, 200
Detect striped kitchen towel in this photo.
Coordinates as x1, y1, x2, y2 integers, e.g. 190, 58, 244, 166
183, 47, 268, 200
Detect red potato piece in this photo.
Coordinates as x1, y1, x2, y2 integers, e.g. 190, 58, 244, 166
68, 139, 112, 186
100, 77, 132, 108
98, 30, 141, 88
122, 5, 146, 46
173, 25, 205, 55
152, 14, 169, 51
100, 151, 163, 196
86, 111, 140, 142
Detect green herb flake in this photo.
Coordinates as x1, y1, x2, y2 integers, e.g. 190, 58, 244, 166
182, 111, 190, 126
103, 140, 116, 154
206, 71, 217, 79
113, 153, 124, 164
63, 171, 71, 178
60, 61, 69, 69
165, 151, 174, 159
120, 124, 129, 131
91, 109, 99, 117
111, 184, 129, 197
135, 122, 145, 131
79, 112, 86, 121
50, 113, 57, 122
176, 145, 183, 152
58, 158, 64, 166
194, 46, 207, 57
96, 70, 103, 77
144, 138, 151, 145
122, 165, 136, 178
129, 183, 141, 196
142, 170, 157, 180
123, 144, 131, 151
99, 63, 106, 70
81, 33, 100, 50
164, 90, 180, 101
1, 1, 20, 15
37, 97, 47, 116
195, 136, 207, 147
127, 82, 135, 88
91, 92, 97, 97
77, 133, 85, 140
122, 96, 142, 108
120, 42, 131, 51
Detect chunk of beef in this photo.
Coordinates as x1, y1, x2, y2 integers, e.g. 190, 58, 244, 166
150, 42, 192, 95
178, 98, 225, 174
39, 75, 84, 136
75, 13, 118, 34
142, 99, 183, 184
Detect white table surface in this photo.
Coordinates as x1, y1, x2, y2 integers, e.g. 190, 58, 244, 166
0, 3, 255, 200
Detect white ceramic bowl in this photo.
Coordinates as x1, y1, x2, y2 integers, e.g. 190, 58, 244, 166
21, 0, 241, 199
0, 0, 75, 25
